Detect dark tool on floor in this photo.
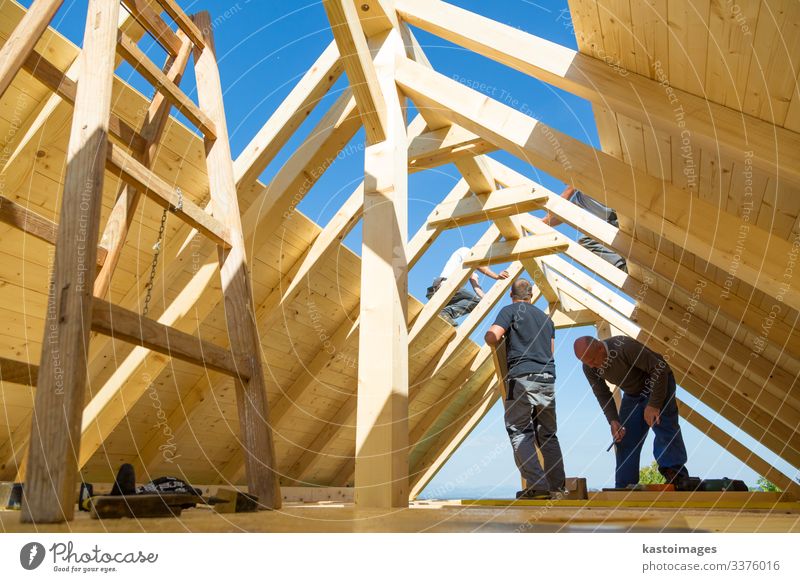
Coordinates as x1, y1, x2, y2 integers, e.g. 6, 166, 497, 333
213, 487, 259, 513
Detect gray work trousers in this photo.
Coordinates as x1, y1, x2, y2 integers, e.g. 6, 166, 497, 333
503, 373, 565, 491
578, 235, 627, 272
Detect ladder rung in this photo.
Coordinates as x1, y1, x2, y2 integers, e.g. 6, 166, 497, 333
105, 142, 232, 249
0, 355, 39, 386
152, 0, 206, 49
91, 298, 252, 380
22, 50, 148, 154
0, 195, 108, 266
120, 0, 183, 57
116, 32, 217, 140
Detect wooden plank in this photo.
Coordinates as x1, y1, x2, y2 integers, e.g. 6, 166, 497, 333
90, 298, 251, 379
428, 184, 546, 229
408, 124, 496, 170
105, 142, 232, 248
21, 0, 121, 525
21, 48, 148, 154
463, 233, 569, 268
116, 31, 216, 139
120, 0, 182, 56
407, 179, 470, 269
0, 0, 63, 98
191, 10, 280, 509
677, 398, 800, 499
355, 0, 399, 37
394, 57, 800, 312
233, 40, 344, 190
322, 0, 387, 143
0, 195, 107, 266
409, 378, 501, 498
153, 0, 206, 48
355, 29, 408, 508
395, 0, 800, 189
0, 356, 38, 386
94, 29, 193, 298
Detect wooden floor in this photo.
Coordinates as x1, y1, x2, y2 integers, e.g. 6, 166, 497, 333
2, 501, 798, 533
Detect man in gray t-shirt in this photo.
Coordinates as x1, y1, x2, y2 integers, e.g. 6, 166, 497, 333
574, 335, 688, 488
544, 186, 627, 272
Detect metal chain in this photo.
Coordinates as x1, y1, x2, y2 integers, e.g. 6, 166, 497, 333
142, 207, 169, 317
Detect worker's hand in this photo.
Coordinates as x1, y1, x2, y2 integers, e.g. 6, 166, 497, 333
497, 270, 510, 280
610, 421, 626, 443
644, 405, 661, 427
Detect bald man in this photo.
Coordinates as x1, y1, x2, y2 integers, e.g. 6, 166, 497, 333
486, 279, 564, 499
574, 335, 689, 488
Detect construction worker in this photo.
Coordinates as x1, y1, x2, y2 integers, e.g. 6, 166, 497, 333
543, 185, 627, 272
427, 246, 508, 326
485, 279, 565, 499
573, 335, 689, 488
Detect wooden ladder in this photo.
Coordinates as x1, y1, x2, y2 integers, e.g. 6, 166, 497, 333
16, 0, 280, 523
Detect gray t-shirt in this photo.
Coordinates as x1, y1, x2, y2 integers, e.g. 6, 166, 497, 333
582, 336, 672, 423
571, 190, 619, 227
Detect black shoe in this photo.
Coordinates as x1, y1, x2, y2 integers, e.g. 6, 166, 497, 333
548, 488, 569, 500
515, 487, 550, 500
110, 463, 136, 496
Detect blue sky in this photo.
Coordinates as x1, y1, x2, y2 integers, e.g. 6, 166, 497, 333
34, 0, 797, 495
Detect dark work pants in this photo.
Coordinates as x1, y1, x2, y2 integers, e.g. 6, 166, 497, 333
503, 374, 565, 491
441, 286, 480, 320
579, 235, 627, 272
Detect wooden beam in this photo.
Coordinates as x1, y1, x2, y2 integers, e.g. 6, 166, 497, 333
0, 0, 63, 99
105, 142, 232, 248
233, 40, 345, 190
395, 0, 800, 188
152, 0, 206, 48
409, 377, 501, 498
191, 10, 280, 509
120, 0, 182, 56
116, 31, 217, 139
94, 29, 193, 298
0, 357, 38, 386
408, 124, 496, 170
409, 262, 527, 404
407, 224, 500, 343
428, 184, 546, 229
0, 195, 107, 266
75, 88, 362, 474
395, 57, 800, 312
323, 0, 388, 143
21, 49, 148, 154
549, 274, 800, 467
551, 307, 597, 329
409, 344, 493, 446
677, 398, 800, 499
488, 160, 800, 363
464, 233, 569, 268
354, 28, 409, 508
407, 179, 470, 269
90, 298, 252, 379
21, 0, 121, 524
355, 0, 399, 37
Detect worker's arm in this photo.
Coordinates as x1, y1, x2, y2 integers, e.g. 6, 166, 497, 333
625, 339, 669, 426
468, 272, 485, 298
476, 265, 509, 280
542, 185, 576, 227
584, 364, 621, 425
484, 324, 506, 346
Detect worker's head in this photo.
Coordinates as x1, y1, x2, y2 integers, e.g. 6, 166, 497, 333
510, 279, 533, 302
573, 336, 607, 368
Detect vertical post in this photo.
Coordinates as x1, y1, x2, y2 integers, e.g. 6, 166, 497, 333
191, 11, 281, 509
355, 28, 409, 508
21, 0, 120, 523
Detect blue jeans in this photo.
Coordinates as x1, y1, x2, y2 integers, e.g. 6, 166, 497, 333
441, 286, 480, 320
615, 374, 687, 487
